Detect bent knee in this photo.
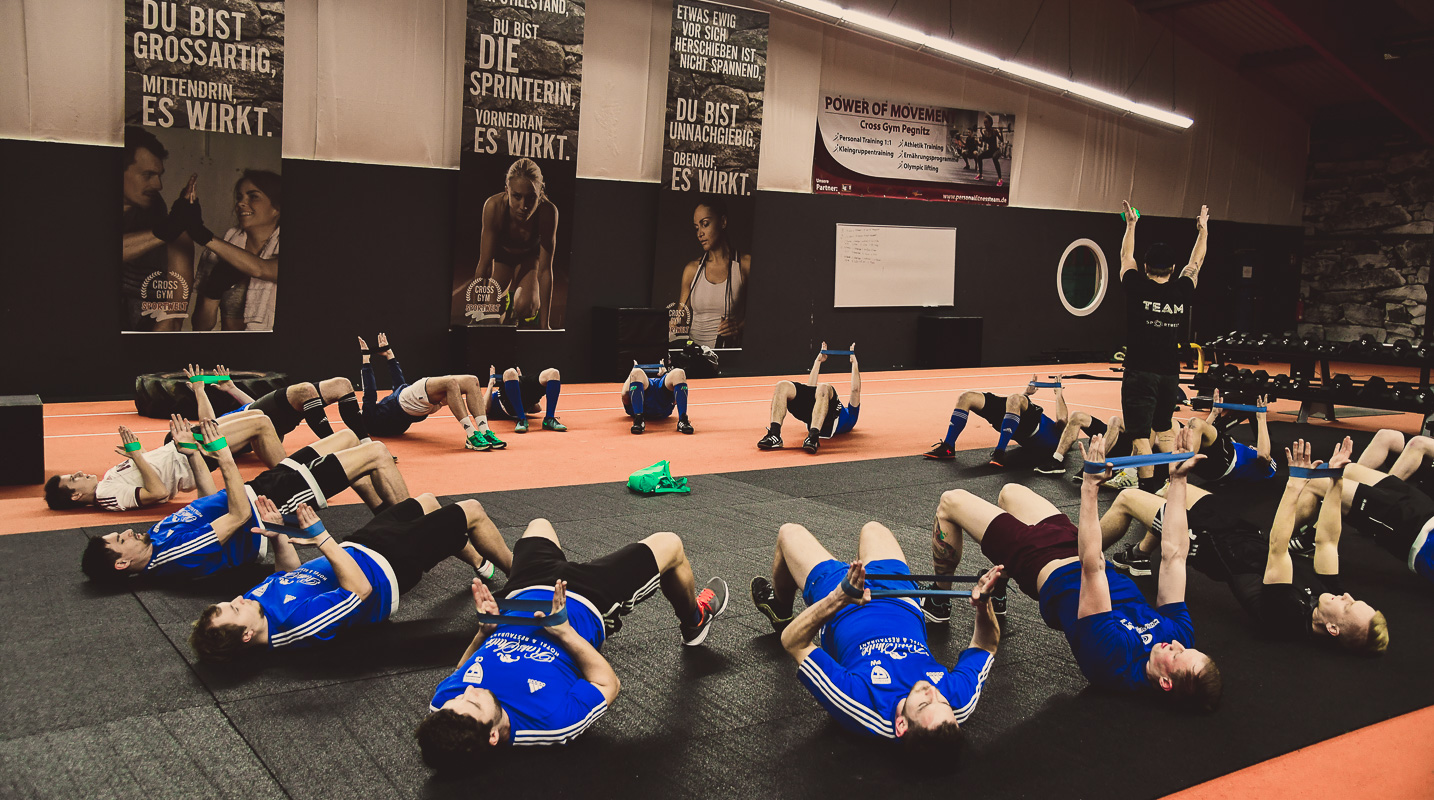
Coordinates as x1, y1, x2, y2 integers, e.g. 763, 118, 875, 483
457, 497, 487, 519
939, 488, 976, 511
539, 368, 560, 382
502, 368, 520, 382
287, 383, 319, 403
997, 483, 1034, 507
667, 368, 687, 384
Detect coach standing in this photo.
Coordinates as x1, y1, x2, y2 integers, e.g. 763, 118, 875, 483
1119, 200, 1209, 493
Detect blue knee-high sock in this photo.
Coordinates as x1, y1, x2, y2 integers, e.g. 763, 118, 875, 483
544, 380, 561, 419
994, 412, 1019, 453
674, 383, 688, 417
504, 379, 526, 420
627, 382, 645, 416
944, 408, 969, 447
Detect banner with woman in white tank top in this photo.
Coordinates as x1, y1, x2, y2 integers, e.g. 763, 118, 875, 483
652, 0, 767, 350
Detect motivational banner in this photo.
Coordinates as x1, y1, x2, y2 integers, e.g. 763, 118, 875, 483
813, 93, 1014, 206
451, 0, 585, 330
654, 0, 768, 351
122, 0, 285, 332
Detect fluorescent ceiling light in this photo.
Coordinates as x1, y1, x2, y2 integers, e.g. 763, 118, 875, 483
773, 0, 1193, 129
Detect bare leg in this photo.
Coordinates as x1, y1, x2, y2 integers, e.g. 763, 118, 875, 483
1389, 435, 1434, 481
456, 498, 513, 575
1132, 437, 1154, 479
1101, 488, 1164, 551
423, 376, 467, 427
455, 374, 485, 418
307, 429, 359, 457
521, 517, 561, 546
769, 380, 796, 426
285, 382, 319, 411
809, 384, 837, 432
1187, 418, 1220, 454
316, 376, 355, 403
643, 531, 699, 623
996, 483, 1062, 525
1054, 411, 1093, 460
217, 414, 285, 467
856, 521, 906, 565
770, 523, 837, 610
333, 440, 410, 508
933, 489, 1004, 588
1358, 429, 1405, 469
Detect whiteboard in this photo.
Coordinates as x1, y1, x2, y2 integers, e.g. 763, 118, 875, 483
834, 224, 957, 308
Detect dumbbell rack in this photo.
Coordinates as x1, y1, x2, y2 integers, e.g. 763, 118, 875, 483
1209, 339, 1434, 429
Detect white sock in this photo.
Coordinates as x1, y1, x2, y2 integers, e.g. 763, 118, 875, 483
461, 416, 476, 435
475, 414, 490, 432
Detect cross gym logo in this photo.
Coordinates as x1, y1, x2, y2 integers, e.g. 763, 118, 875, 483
139, 270, 190, 322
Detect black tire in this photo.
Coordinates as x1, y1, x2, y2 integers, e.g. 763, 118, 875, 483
132, 371, 287, 419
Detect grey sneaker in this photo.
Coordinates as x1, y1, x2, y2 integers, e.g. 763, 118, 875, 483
680, 577, 729, 646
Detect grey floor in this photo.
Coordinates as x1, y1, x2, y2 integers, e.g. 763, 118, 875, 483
4, 437, 1432, 799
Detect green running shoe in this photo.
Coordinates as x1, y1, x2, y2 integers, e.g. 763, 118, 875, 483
464, 432, 491, 451
542, 417, 567, 432
513, 418, 530, 434
481, 429, 507, 450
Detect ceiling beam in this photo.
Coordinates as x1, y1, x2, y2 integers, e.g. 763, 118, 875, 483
1251, 0, 1434, 143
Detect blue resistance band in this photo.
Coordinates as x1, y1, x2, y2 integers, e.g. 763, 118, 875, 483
1029, 381, 1062, 389
1288, 466, 1342, 479
840, 573, 983, 599
636, 363, 663, 373
1213, 402, 1267, 413
475, 599, 570, 627
263, 521, 328, 539
821, 350, 855, 356
1084, 451, 1194, 474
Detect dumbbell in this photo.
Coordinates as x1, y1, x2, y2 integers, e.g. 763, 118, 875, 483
1298, 335, 1319, 352
1392, 339, 1412, 357
1359, 376, 1389, 404
1357, 334, 1382, 355
1416, 387, 1434, 409
1272, 374, 1292, 391
1249, 369, 1270, 390
1328, 373, 1354, 394
1289, 375, 1308, 391
1390, 382, 1416, 405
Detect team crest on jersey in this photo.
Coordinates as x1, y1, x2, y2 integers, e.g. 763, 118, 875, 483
463, 658, 484, 684
279, 570, 324, 587
528, 679, 546, 693
870, 665, 891, 685
488, 634, 558, 663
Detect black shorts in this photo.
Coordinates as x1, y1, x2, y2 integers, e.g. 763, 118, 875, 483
1191, 433, 1237, 482
247, 446, 351, 515
1082, 417, 1133, 458
348, 499, 469, 593
488, 374, 544, 420
502, 537, 662, 623
1154, 496, 1266, 582
1121, 369, 1181, 439
787, 382, 842, 436
976, 393, 1043, 441
250, 385, 306, 438
1349, 476, 1434, 561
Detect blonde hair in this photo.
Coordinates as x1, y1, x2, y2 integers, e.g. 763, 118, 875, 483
1354, 611, 1389, 656
505, 158, 545, 197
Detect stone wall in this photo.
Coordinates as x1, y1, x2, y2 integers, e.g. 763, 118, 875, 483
1298, 134, 1433, 344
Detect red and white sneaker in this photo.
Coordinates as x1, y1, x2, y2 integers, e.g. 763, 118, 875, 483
680, 577, 730, 646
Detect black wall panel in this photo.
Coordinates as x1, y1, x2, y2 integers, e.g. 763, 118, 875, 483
2, 137, 1301, 401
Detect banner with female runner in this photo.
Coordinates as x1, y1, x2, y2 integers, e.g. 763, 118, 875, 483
122, 0, 285, 332
813, 93, 1015, 206
450, 0, 585, 330
653, 0, 767, 350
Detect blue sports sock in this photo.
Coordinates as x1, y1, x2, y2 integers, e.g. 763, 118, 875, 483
544, 379, 561, 419
944, 408, 969, 447
674, 383, 688, 417
627, 382, 645, 416
995, 412, 1019, 453
503, 379, 526, 420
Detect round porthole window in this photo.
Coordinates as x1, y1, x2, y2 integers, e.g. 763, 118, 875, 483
1057, 238, 1108, 316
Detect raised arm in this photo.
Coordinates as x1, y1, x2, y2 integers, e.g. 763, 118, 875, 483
1264, 439, 1316, 585
542, 580, 620, 703
807, 342, 828, 386
198, 417, 253, 545
184, 364, 219, 422
1051, 374, 1069, 424
535, 203, 558, 329
782, 560, 868, 662
171, 415, 217, 497
213, 364, 253, 406
1156, 426, 1203, 606
455, 579, 505, 669
1182, 204, 1209, 287
1076, 434, 1114, 618
117, 426, 170, 505
1119, 200, 1139, 277
967, 565, 1003, 654
846, 344, 861, 407
250, 494, 300, 572
289, 503, 371, 599
1312, 438, 1354, 578
1254, 394, 1272, 462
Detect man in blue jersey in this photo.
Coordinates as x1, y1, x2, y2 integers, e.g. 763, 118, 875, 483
188, 494, 510, 660
929, 427, 1221, 710
621, 359, 694, 435
924, 374, 1082, 470
81, 420, 409, 584
1184, 391, 1275, 483
415, 520, 728, 770
748, 520, 1000, 756
758, 342, 860, 454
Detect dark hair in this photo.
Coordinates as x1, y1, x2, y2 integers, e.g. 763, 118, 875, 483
415, 708, 495, 772
901, 718, 965, 768
693, 194, 728, 220
1171, 657, 1222, 713
236, 169, 283, 213
123, 125, 169, 168
189, 605, 250, 662
81, 536, 127, 584
45, 475, 85, 510
1143, 242, 1178, 274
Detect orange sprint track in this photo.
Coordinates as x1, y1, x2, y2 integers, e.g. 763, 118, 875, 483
6, 362, 1423, 538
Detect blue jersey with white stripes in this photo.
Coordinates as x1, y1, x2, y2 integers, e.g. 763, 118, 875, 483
143, 491, 266, 579
796, 601, 993, 739
246, 543, 399, 649
428, 588, 608, 746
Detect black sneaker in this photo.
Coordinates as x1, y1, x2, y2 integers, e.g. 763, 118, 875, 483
631, 418, 645, 435
750, 576, 793, 633
924, 442, 956, 459
1288, 523, 1316, 559
681, 577, 730, 646
803, 432, 820, 454
1110, 543, 1153, 576
1033, 456, 1066, 475
921, 588, 952, 624
757, 432, 783, 450
990, 579, 1008, 621
676, 416, 695, 435
603, 614, 624, 637
988, 449, 1008, 468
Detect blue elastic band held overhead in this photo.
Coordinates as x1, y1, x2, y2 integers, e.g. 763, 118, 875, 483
1288, 466, 1342, 479
475, 599, 570, 627
264, 521, 328, 539
636, 363, 663, 373
821, 350, 855, 356
1213, 402, 1268, 413
840, 573, 982, 599
1084, 451, 1194, 474
1029, 381, 1062, 389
